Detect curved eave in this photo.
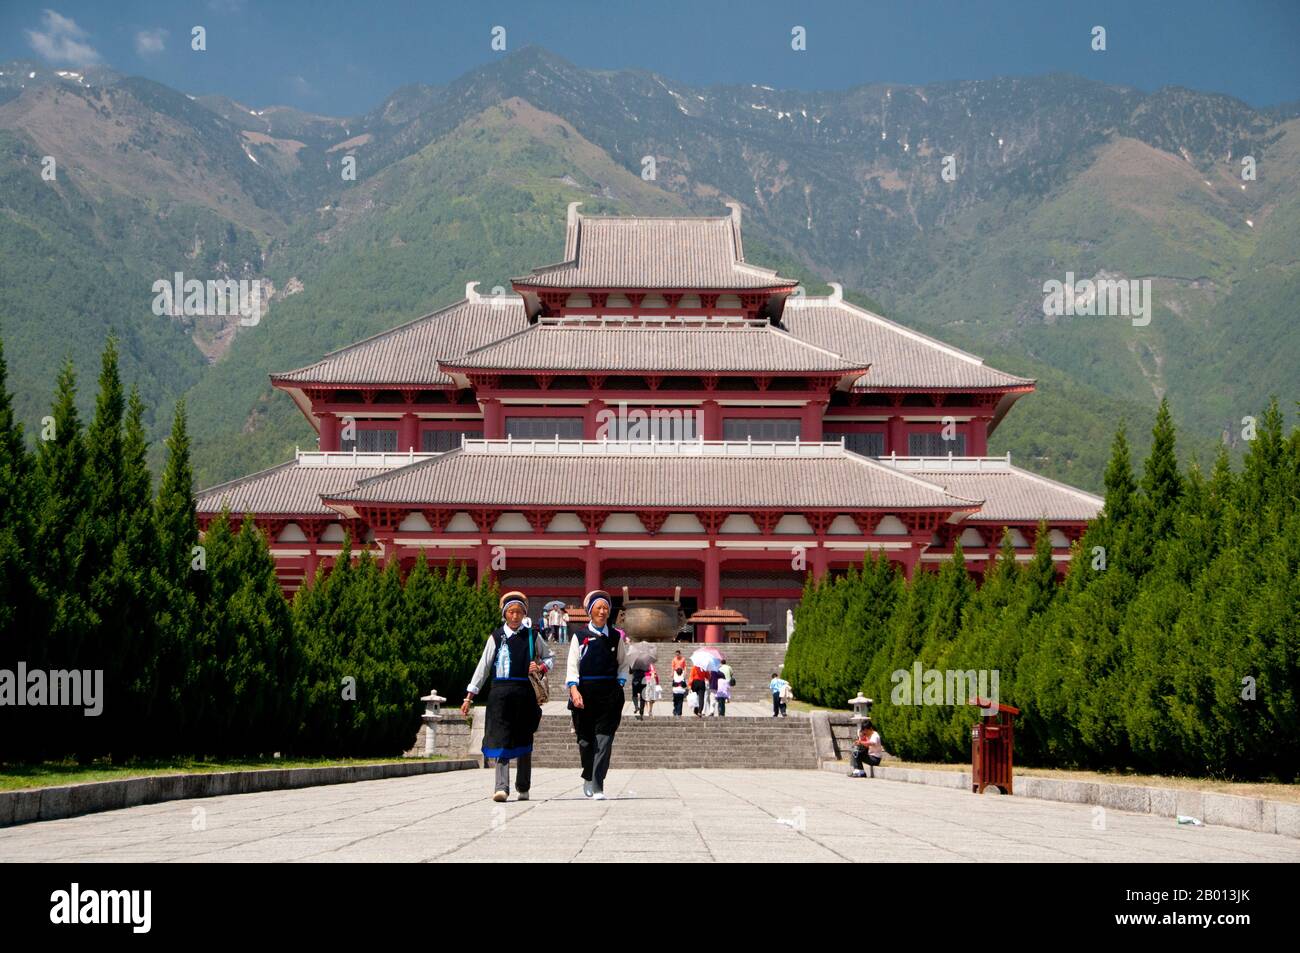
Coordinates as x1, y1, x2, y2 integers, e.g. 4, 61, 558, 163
988, 389, 1033, 436
269, 375, 461, 432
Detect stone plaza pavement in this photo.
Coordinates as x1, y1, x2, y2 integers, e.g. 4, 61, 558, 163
2, 768, 1297, 862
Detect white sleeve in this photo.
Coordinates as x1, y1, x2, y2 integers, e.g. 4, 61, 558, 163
617, 636, 630, 685
565, 634, 581, 687
466, 636, 496, 695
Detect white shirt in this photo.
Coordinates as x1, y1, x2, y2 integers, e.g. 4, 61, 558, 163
564, 623, 630, 688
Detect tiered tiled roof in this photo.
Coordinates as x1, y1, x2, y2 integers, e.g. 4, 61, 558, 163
192, 447, 1101, 529
194, 460, 393, 516
881, 456, 1102, 522
512, 203, 794, 290
322, 440, 979, 512
270, 284, 527, 388
441, 320, 868, 376
781, 285, 1034, 391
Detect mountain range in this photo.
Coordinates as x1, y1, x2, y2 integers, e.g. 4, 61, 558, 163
1, 46, 1296, 491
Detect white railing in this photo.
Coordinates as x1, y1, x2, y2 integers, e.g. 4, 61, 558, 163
876, 452, 1013, 472
460, 437, 849, 458
538, 315, 767, 330
295, 449, 441, 468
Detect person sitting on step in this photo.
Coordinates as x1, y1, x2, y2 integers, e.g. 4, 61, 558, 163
849, 719, 884, 778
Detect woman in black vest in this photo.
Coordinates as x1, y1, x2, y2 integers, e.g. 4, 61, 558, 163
461, 591, 555, 802
565, 589, 629, 800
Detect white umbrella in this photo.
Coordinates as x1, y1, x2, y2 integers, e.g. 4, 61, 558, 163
627, 642, 658, 671
689, 648, 721, 672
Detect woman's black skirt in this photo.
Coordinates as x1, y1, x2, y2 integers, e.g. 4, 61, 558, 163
482, 679, 542, 760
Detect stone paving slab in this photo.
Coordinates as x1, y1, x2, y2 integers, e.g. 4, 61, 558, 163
1, 768, 1297, 863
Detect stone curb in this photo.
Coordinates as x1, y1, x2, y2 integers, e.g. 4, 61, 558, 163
819, 762, 1300, 839
0, 759, 478, 829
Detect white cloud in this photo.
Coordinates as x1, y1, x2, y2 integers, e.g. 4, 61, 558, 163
135, 28, 168, 56
289, 75, 313, 97
25, 9, 102, 66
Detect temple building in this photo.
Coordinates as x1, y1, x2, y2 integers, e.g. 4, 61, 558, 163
196, 203, 1102, 640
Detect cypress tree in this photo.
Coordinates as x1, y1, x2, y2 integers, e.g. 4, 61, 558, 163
152, 400, 199, 753
113, 388, 159, 753
1102, 422, 1137, 526
1137, 398, 1183, 557
0, 336, 36, 761
78, 338, 130, 756
401, 550, 441, 699
31, 360, 95, 760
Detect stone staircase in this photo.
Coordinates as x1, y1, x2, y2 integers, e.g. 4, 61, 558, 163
529, 714, 818, 769
542, 640, 791, 704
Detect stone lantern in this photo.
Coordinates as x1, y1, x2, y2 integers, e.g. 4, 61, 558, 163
421, 689, 447, 757
849, 693, 873, 730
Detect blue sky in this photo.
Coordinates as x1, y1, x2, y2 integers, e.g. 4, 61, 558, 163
2, 1, 1297, 114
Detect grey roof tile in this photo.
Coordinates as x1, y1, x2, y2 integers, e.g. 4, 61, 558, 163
196, 462, 389, 515
781, 292, 1035, 390
271, 294, 527, 386
444, 323, 867, 374
327, 446, 978, 510
514, 214, 793, 290
910, 467, 1103, 522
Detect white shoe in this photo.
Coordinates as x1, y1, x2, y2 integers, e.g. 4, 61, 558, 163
592, 791, 607, 800
583, 781, 594, 798
850, 770, 865, 778
492, 790, 508, 802
517, 791, 529, 801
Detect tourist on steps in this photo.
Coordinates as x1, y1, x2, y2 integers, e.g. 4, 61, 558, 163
706, 667, 721, 716
671, 662, 688, 716
566, 589, 629, 800
770, 673, 791, 717
631, 663, 647, 720
715, 667, 730, 716
689, 662, 709, 718
643, 662, 660, 717
461, 591, 553, 802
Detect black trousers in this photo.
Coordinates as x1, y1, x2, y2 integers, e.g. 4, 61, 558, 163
692, 679, 706, 714
851, 746, 882, 771
672, 692, 685, 715
572, 680, 624, 787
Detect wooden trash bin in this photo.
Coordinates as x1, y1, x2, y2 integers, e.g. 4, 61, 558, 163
970, 698, 1020, 795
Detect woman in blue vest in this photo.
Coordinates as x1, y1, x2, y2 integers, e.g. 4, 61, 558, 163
565, 589, 630, 799
461, 591, 555, 802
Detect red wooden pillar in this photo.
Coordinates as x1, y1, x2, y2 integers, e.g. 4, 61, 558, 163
702, 543, 721, 643
476, 541, 492, 585
584, 544, 602, 593
811, 544, 829, 581
888, 414, 906, 455
702, 400, 721, 441
304, 545, 319, 585
318, 412, 340, 451
585, 398, 608, 439
482, 398, 503, 438
970, 417, 991, 456
399, 412, 419, 452
899, 544, 921, 581
801, 399, 826, 441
